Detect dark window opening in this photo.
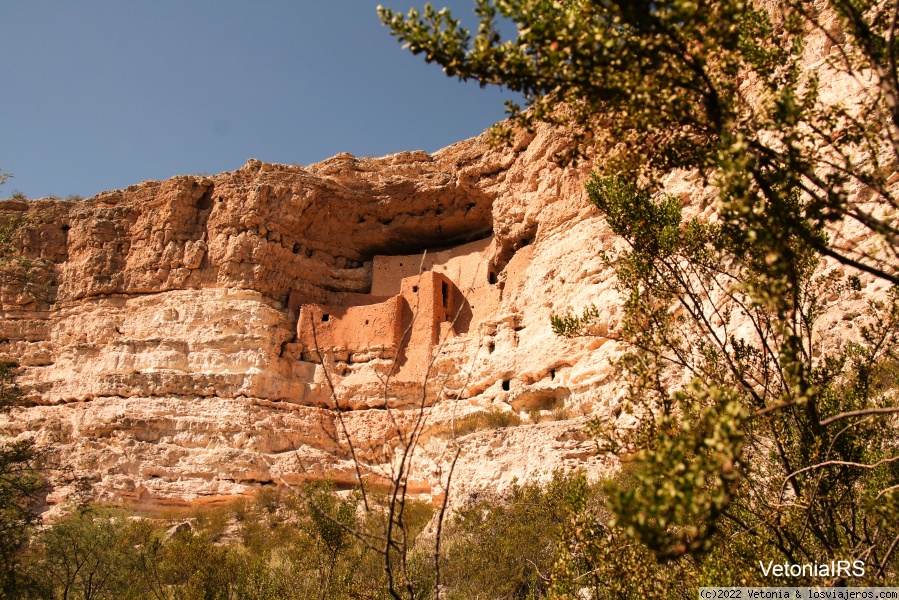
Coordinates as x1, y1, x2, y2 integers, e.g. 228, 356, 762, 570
321, 314, 330, 322
488, 271, 497, 285
502, 380, 510, 391
365, 319, 369, 325
550, 369, 556, 380
412, 285, 418, 293
292, 243, 301, 255
488, 341, 495, 354
441, 281, 449, 309
61, 225, 70, 232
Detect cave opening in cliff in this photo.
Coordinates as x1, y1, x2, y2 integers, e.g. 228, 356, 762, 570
364, 228, 493, 261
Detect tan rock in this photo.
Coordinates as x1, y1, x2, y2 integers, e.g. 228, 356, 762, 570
0, 14, 890, 510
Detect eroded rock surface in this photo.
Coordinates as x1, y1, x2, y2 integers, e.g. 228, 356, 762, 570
1, 101, 890, 511
0, 126, 625, 509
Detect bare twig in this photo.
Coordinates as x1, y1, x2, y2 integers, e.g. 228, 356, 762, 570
819, 406, 899, 427
876, 532, 899, 579
779, 456, 899, 500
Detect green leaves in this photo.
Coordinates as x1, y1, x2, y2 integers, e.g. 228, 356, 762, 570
606, 385, 745, 559
551, 304, 600, 337
586, 174, 683, 260
382, 0, 899, 587
544, 162, 899, 584
0, 364, 22, 415
0, 362, 44, 599
442, 472, 579, 599
306, 482, 357, 556
378, 4, 472, 77
380, 0, 759, 165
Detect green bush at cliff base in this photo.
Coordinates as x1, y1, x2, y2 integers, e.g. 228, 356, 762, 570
12, 467, 893, 598
16, 485, 430, 600
440, 471, 587, 599
0, 472, 661, 599
0, 363, 43, 600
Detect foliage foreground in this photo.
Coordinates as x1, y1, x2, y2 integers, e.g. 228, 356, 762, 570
6, 471, 879, 600
0, 475, 580, 600
378, 0, 899, 594
2, 468, 893, 599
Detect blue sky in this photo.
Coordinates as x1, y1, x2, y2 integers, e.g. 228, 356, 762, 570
0, 1, 519, 199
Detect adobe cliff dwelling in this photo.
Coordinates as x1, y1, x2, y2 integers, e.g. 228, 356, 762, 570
294, 237, 512, 402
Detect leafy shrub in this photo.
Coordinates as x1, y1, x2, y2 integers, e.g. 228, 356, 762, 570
550, 304, 600, 338
441, 471, 590, 600
0, 363, 44, 599
19, 487, 399, 599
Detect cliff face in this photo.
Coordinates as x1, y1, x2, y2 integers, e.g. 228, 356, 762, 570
0, 127, 630, 509
1, 108, 887, 511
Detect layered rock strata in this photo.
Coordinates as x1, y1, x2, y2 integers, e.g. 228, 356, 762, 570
0, 127, 625, 509
1, 111, 889, 510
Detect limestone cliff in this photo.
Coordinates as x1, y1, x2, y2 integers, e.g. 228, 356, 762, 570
0, 114, 888, 511
0, 127, 622, 509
